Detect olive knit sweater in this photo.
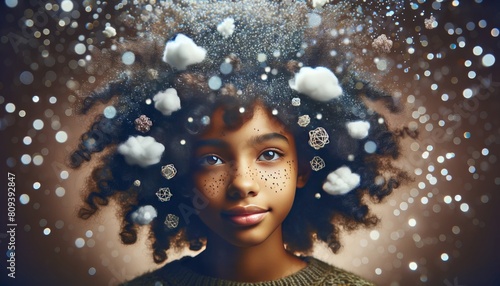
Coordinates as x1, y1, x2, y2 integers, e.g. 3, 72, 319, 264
122, 256, 375, 286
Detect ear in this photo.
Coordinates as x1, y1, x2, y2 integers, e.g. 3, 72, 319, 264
296, 165, 310, 188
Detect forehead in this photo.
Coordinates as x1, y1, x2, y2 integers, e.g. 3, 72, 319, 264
200, 104, 288, 139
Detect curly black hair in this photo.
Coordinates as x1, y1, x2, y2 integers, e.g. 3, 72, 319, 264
71, 0, 411, 264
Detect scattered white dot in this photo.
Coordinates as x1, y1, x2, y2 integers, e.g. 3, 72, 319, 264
20, 71, 34, 85
75, 238, 85, 248
5, 0, 18, 8
61, 0, 74, 12
74, 43, 86, 55
5, 103, 16, 113
472, 46, 483, 56
444, 196, 452, 204
55, 187, 66, 197
34, 155, 43, 166
441, 253, 449, 261
369, 230, 380, 240
208, 76, 222, 90
86, 230, 93, 238
122, 51, 135, 65
409, 262, 418, 271
19, 194, 30, 204
364, 141, 377, 154
482, 54, 495, 67
60, 170, 69, 180
460, 203, 469, 212
43, 228, 51, 235
55, 131, 68, 143
23, 136, 32, 145
21, 154, 31, 165
103, 106, 117, 119
408, 218, 417, 227
33, 119, 44, 130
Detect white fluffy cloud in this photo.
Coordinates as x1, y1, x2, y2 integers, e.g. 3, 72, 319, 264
117, 136, 165, 167
312, 0, 329, 8
346, 120, 371, 139
162, 33, 207, 70
103, 26, 116, 38
217, 18, 235, 38
131, 205, 158, 225
153, 88, 181, 116
289, 67, 342, 101
322, 166, 360, 195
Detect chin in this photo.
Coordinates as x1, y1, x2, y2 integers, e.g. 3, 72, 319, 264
222, 229, 273, 248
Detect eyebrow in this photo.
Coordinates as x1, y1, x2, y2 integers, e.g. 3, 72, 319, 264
249, 132, 289, 147
194, 132, 289, 150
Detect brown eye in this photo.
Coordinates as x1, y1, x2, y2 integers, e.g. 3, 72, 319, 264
258, 150, 281, 161
199, 155, 223, 166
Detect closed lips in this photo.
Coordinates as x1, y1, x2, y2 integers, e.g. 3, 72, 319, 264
222, 205, 269, 226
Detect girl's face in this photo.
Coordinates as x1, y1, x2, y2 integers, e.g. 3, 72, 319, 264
193, 104, 306, 248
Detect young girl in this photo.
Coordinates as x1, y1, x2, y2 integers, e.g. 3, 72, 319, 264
72, 1, 408, 284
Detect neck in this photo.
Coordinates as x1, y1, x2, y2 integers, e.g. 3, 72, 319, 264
192, 227, 306, 282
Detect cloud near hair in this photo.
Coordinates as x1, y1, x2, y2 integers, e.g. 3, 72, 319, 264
118, 136, 165, 167
322, 166, 360, 195
153, 88, 181, 116
217, 18, 235, 38
131, 205, 158, 225
346, 120, 371, 139
162, 33, 207, 70
289, 66, 342, 101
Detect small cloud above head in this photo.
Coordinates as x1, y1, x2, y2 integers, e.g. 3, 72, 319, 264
311, 0, 329, 8
162, 33, 207, 70
289, 66, 342, 101
217, 18, 235, 38
103, 26, 116, 38
118, 136, 165, 167
346, 120, 371, 139
131, 205, 158, 225
153, 88, 181, 116
322, 166, 360, 195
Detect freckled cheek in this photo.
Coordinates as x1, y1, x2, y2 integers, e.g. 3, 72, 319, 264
258, 160, 296, 194
196, 171, 230, 199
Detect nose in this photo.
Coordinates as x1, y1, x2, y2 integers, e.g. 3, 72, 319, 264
227, 162, 260, 199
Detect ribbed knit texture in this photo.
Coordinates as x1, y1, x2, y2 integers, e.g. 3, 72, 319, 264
122, 256, 375, 286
